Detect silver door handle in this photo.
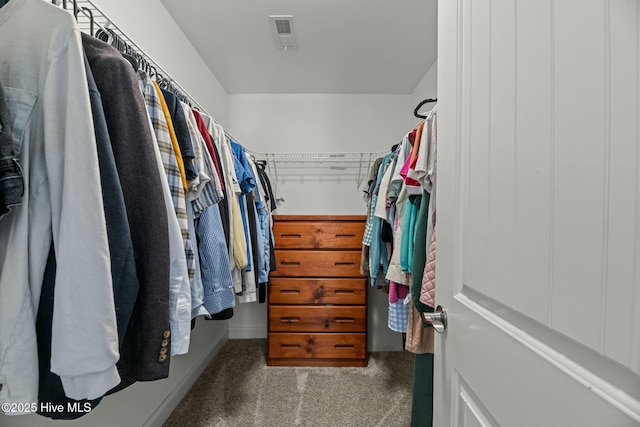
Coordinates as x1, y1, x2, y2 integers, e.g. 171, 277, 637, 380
422, 305, 447, 333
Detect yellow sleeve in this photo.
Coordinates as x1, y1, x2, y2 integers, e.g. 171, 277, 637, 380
231, 194, 248, 269
152, 80, 188, 191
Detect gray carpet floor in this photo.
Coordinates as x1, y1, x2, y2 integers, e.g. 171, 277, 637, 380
164, 339, 414, 427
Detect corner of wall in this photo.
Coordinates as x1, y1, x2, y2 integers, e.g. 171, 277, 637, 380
412, 60, 438, 107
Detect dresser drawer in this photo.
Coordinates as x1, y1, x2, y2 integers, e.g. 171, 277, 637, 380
268, 333, 366, 360
268, 278, 366, 305
272, 250, 362, 277
273, 221, 364, 250
269, 306, 366, 333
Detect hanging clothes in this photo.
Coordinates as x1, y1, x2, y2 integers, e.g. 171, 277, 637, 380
410, 105, 438, 427
83, 33, 172, 390
410, 189, 432, 314
36, 51, 140, 420
1, 0, 279, 416
385, 185, 409, 286
195, 205, 236, 315
0, 0, 120, 410
420, 226, 437, 309
400, 194, 422, 273
182, 104, 222, 211
138, 70, 193, 355
160, 89, 197, 183
152, 80, 196, 283
367, 152, 394, 286
400, 121, 425, 196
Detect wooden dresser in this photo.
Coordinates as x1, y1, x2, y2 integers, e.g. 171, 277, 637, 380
267, 215, 368, 367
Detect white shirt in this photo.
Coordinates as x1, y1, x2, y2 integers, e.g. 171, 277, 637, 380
0, 0, 119, 410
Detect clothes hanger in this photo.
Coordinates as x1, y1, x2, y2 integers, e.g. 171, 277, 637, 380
81, 7, 94, 36
413, 98, 437, 119
95, 28, 110, 43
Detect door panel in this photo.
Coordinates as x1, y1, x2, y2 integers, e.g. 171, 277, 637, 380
512, 0, 554, 324
551, 0, 607, 351
436, 0, 640, 425
452, 371, 499, 427
606, 0, 640, 369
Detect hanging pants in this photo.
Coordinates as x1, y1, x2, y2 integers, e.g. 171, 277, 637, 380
411, 353, 434, 427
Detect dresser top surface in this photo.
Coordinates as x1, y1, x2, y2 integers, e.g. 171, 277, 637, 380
273, 215, 367, 222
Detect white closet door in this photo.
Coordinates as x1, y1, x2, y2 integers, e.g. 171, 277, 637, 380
434, 0, 640, 425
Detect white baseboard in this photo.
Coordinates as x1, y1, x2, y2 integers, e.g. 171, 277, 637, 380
144, 329, 229, 427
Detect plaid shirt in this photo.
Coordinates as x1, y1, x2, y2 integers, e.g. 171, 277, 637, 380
388, 299, 410, 333
138, 72, 195, 281
362, 193, 376, 246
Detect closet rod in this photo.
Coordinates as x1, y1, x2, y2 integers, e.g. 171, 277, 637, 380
54, 0, 208, 115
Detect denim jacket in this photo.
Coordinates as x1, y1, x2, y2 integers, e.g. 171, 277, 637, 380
0, 80, 24, 219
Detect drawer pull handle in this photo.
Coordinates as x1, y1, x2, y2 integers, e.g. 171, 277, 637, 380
280, 344, 301, 349
281, 233, 301, 238
334, 344, 355, 349
280, 289, 301, 294
280, 317, 300, 323
281, 261, 301, 266
334, 262, 356, 267
335, 234, 356, 238
335, 317, 355, 323
335, 290, 355, 294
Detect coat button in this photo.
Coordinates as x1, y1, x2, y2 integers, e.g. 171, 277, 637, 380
161, 339, 169, 347
158, 353, 167, 363
159, 347, 168, 355
163, 330, 171, 339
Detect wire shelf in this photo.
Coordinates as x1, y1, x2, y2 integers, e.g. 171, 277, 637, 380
246, 151, 387, 169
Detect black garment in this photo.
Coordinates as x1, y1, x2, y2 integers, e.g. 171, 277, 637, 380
255, 162, 276, 212
205, 307, 234, 321
161, 88, 197, 181
37, 52, 142, 419
258, 279, 267, 304
254, 162, 277, 272
269, 232, 276, 272
213, 142, 231, 247
82, 34, 171, 388
121, 52, 139, 71
381, 221, 393, 243
0, 80, 24, 219
37, 248, 101, 420
246, 191, 261, 287
218, 200, 231, 251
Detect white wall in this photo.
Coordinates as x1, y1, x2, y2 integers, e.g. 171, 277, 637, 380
228, 94, 417, 213
412, 60, 438, 108
226, 94, 418, 351
0, 2, 230, 427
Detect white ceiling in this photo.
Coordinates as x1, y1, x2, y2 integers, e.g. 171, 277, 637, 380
160, 0, 437, 94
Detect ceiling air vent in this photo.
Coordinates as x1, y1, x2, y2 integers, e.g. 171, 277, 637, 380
269, 15, 298, 50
